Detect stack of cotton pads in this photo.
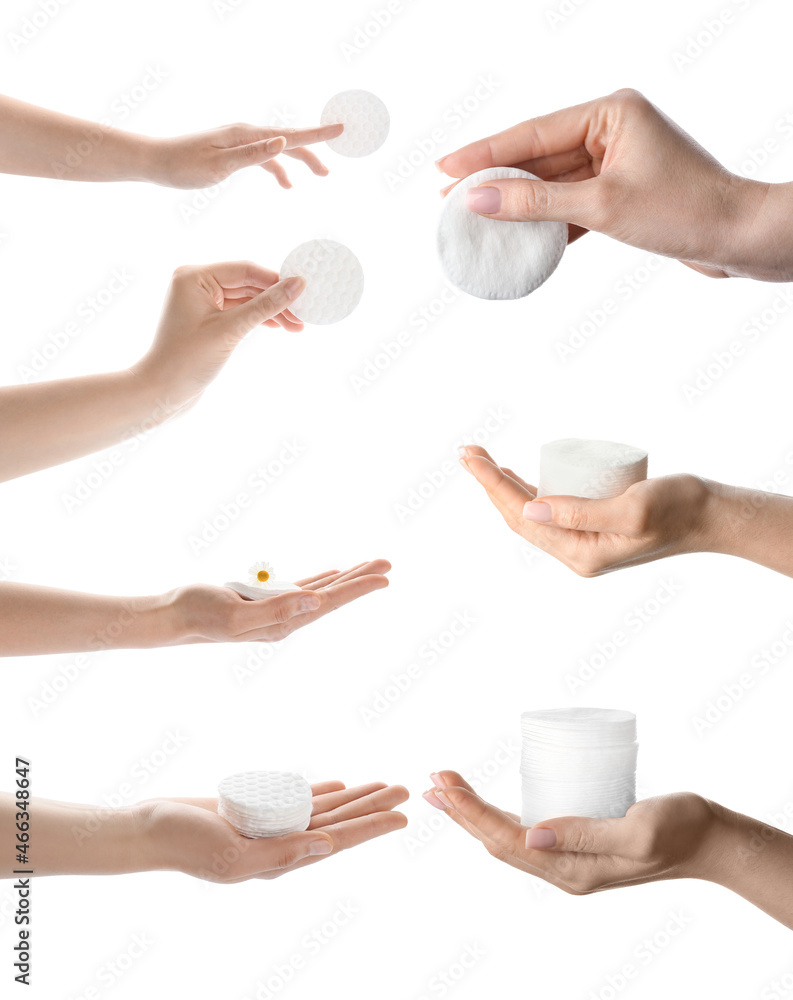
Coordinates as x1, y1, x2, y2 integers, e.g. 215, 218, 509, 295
537, 438, 648, 499
520, 708, 638, 827
321, 89, 390, 157
437, 166, 567, 300
218, 771, 313, 838
280, 239, 364, 325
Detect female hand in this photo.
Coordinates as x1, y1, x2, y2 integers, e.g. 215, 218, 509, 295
424, 771, 793, 927
438, 89, 789, 281
460, 445, 793, 578
148, 122, 344, 189
139, 780, 409, 883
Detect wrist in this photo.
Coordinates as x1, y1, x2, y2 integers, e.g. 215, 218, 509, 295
720, 175, 793, 280
131, 801, 177, 873
678, 798, 737, 883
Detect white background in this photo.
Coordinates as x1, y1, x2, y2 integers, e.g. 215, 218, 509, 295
1, 0, 793, 996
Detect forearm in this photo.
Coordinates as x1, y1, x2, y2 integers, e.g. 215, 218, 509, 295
698, 479, 793, 576
0, 369, 180, 482
1, 794, 150, 877
700, 803, 793, 929
0, 95, 156, 182
0, 583, 182, 654
728, 179, 793, 282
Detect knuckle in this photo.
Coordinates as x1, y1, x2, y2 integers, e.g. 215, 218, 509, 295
519, 181, 548, 218
610, 87, 647, 110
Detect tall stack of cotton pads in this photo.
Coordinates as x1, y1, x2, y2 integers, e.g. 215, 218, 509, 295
280, 239, 364, 325
321, 90, 390, 157
520, 708, 638, 827
537, 438, 648, 499
437, 167, 567, 300
218, 771, 313, 838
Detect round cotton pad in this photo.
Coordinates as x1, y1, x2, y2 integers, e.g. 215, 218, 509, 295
321, 89, 390, 157
280, 239, 364, 325
537, 438, 648, 499
437, 167, 567, 300
218, 771, 313, 838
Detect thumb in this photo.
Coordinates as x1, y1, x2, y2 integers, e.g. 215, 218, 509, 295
253, 831, 334, 876
229, 276, 306, 333
525, 815, 626, 855
221, 135, 287, 173
523, 493, 635, 534
466, 176, 603, 229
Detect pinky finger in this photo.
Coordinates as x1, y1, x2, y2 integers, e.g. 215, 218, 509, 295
262, 159, 292, 189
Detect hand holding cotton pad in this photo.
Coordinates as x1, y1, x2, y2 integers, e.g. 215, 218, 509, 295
521, 708, 638, 828
225, 560, 303, 602
438, 167, 568, 299
320, 90, 390, 157
218, 771, 313, 838
280, 239, 364, 325
538, 438, 648, 499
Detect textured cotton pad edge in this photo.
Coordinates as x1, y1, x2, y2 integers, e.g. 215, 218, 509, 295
437, 167, 568, 300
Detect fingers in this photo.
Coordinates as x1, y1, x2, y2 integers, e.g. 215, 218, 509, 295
261, 158, 292, 189
523, 492, 641, 535
310, 782, 388, 817
283, 145, 330, 176
311, 784, 409, 826
228, 588, 321, 639
437, 101, 599, 178
220, 136, 287, 173
465, 175, 604, 229
309, 780, 346, 796
428, 783, 525, 853
231, 276, 306, 329
299, 559, 391, 592
238, 829, 335, 878
197, 260, 281, 292
279, 123, 343, 148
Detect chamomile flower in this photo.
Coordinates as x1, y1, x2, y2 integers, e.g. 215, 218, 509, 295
248, 560, 275, 586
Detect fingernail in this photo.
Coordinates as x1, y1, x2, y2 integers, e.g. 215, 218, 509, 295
284, 276, 305, 300
523, 501, 552, 523
309, 838, 333, 855
526, 828, 556, 850
430, 772, 445, 789
457, 447, 469, 460
423, 790, 446, 810
266, 136, 286, 152
466, 186, 501, 214
435, 157, 447, 173
434, 789, 452, 809
299, 595, 320, 612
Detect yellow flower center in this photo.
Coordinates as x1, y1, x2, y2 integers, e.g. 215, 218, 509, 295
257, 570, 270, 583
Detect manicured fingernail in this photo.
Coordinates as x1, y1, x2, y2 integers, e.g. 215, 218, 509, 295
457, 447, 469, 460
526, 828, 556, 850
284, 276, 305, 300
423, 790, 446, 810
266, 136, 286, 152
434, 789, 452, 809
466, 186, 501, 214
299, 595, 320, 612
309, 838, 333, 855
523, 501, 552, 523
430, 772, 445, 788
435, 157, 447, 173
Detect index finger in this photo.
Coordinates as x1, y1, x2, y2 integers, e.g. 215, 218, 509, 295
280, 124, 344, 148
437, 100, 597, 178
203, 260, 280, 291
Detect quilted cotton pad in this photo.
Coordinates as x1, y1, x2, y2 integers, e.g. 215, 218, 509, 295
224, 581, 302, 601
218, 771, 313, 838
438, 167, 567, 300
280, 239, 364, 325
537, 438, 648, 500
321, 90, 390, 157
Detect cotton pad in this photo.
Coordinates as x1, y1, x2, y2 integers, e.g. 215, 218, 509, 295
537, 438, 648, 500
225, 560, 303, 602
280, 239, 364, 325
437, 167, 567, 300
520, 708, 638, 828
321, 89, 389, 157
218, 771, 313, 838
